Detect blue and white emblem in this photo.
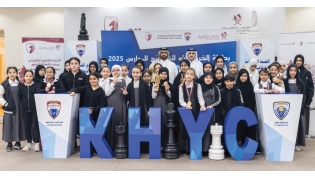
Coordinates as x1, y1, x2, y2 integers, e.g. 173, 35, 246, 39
273, 101, 290, 120
184, 32, 191, 41
252, 43, 262, 56
76, 44, 85, 57
47, 101, 61, 119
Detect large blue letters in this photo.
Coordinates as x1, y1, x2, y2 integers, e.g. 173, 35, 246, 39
224, 106, 258, 160
79, 107, 114, 158
177, 108, 214, 160
128, 107, 161, 159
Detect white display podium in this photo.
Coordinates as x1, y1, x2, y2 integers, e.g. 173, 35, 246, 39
35, 93, 80, 158
255, 94, 303, 161
65, 40, 102, 74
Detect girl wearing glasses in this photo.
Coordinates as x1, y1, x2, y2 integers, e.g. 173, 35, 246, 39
37, 67, 66, 93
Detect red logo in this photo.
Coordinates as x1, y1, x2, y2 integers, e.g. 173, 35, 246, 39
26, 43, 35, 54
232, 14, 242, 25
299, 41, 303, 46
104, 16, 118, 31
221, 32, 228, 40
145, 32, 152, 41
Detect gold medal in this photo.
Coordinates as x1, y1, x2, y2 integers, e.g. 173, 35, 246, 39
47, 83, 51, 88
187, 101, 192, 106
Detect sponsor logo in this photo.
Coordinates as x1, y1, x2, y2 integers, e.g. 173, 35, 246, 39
145, 32, 152, 41
56, 45, 60, 50
221, 32, 227, 40
76, 44, 85, 57
47, 101, 61, 119
273, 101, 290, 120
184, 32, 191, 41
232, 14, 242, 25
26, 43, 35, 54
252, 43, 262, 56
104, 16, 118, 31
280, 42, 295, 46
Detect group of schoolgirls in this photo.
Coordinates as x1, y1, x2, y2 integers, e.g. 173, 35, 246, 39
1, 54, 312, 155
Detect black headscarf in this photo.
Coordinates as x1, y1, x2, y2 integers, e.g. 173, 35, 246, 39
203, 62, 214, 73
201, 72, 215, 92
293, 54, 307, 80
180, 59, 190, 68
213, 68, 224, 84
135, 59, 145, 72
89, 61, 99, 74
158, 67, 173, 102
33, 65, 45, 84
235, 69, 255, 100
63, 60, 70, 73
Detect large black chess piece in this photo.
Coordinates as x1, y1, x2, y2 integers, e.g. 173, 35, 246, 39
114, 123, 127, 159
163, 103, 179, 159
78, 13, 89, 40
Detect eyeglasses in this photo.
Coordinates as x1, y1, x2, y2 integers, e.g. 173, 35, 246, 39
46, 72, 54, 74
112, 70, 120, 72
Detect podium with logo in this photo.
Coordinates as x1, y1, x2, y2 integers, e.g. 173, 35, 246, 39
255, 94, 303, 161
65, 40, 102, 74
35, 93, 80, 158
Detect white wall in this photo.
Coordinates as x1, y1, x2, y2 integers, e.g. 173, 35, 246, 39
64, 7, 285, 41
0, 7, 64, 69
286, 7, 315, 33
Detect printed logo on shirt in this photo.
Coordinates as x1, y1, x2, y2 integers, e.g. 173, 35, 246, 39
78, 78, 83, 80
273, 101, 290, 120
47, 101, 61, 119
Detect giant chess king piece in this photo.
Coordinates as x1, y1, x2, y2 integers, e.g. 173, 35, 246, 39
78, 13, 89, 40
114, 123, 127, 159
209, 123, 225, 160
163, 103, 179, 159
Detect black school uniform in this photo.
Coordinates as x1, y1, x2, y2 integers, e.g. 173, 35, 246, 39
70, 85, 106, 121
18, 82, 40, 143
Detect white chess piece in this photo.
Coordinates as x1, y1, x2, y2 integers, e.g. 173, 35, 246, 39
209, 123, 225, 160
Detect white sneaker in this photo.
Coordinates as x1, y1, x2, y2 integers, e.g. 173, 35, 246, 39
295, 146, 301, 151
34, 143, 40, 152
22, 143, 34, 152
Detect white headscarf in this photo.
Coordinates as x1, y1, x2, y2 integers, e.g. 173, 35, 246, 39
111, 64, 123, 79
246, 58, 259, 86
278, 61, 287, 79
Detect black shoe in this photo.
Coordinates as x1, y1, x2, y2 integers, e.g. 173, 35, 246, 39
6, 144, 12, 152
13, 142, 21, 150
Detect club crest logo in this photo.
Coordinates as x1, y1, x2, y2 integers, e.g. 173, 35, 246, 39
221, 32, 228, 40
145, 32, 152, 41
232, 14, 242, 25
76, 44, 85, 57
252, 43, 262, 56
104, 16, 118, 31
273, 101, 290, 120
47, 101, 61, 119
26, 43, 35, 54
184, 32, 191, 41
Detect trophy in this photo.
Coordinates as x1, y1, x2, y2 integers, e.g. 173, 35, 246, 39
154, 75, 160, 92
78, 13, 89, 40
149, 66, 155, 83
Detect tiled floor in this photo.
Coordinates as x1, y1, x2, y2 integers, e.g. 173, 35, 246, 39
0, 117, 314, 171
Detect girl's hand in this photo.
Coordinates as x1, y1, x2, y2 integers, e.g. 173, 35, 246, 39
200, 106, 206, 111
121, 86, 128, 95
48, 91, 55, 94
154, 82, 159, 87
207, 105, 213, 109
112, 78, 117, 84
147, 111, 150, 117
277, 80, 283, 87
273, 90, 280, 94
185, 105, 192, 110
45, 87, 50, 92
88, 108, 93, 114
70, 92, 76, 96
164, 83, 170, 91
179, 83, 184, 88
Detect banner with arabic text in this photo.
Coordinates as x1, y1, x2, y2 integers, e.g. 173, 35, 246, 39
101, 30, 236, 74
